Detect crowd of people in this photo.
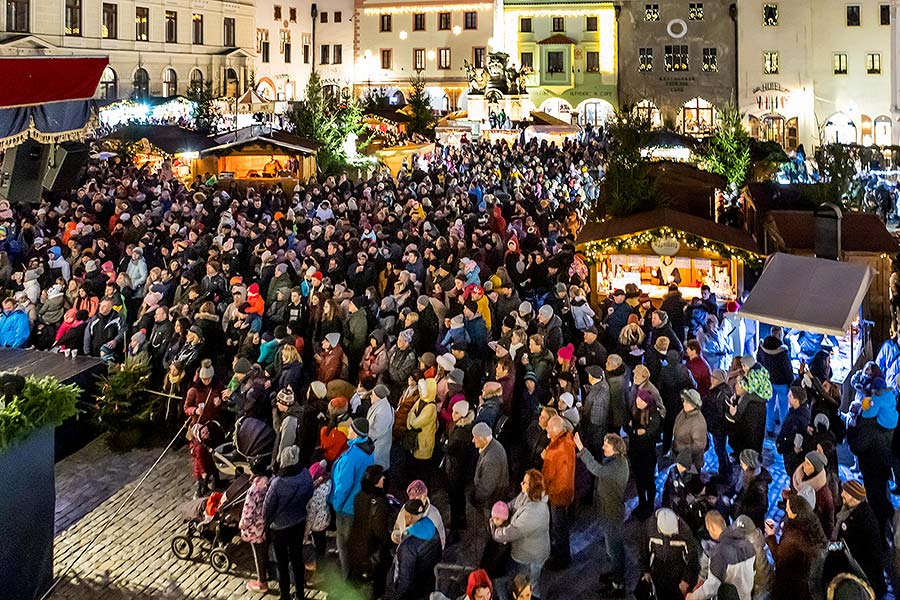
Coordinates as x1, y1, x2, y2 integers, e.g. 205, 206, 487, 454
0, 133, 896, 600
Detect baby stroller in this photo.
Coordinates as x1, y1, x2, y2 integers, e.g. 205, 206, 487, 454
171, 472, 251, 573
213, 416, 276, 479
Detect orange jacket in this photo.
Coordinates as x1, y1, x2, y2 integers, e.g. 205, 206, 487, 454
542, 432, 576, 507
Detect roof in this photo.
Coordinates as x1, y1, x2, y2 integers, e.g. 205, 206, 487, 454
739, 253, 874, 336
203, 128, 320, 156
238, 89, 273, 105
647, 162, 726, 218
103, 125, 216, 154
366, 109, 412, 124
744, 182, 815, 213
530, 111, 571, 127
645, 130, 699, 150
538, 34, 577, 45
576, 208, 759, 252
766, 210, 899, 254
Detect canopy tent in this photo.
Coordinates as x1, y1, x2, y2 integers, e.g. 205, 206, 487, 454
237, 89, 275, 114
0, 57, 107, 150
738, 253, 874, 336
102, 125, 215, 155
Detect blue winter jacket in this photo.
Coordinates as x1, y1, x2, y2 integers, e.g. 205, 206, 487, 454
861, 388, 899, 430
876, 338, 900, 388
0, 309, 30, 348
264, 467, 314, 530
388, 517, 441, 600
329, 436, 375, 515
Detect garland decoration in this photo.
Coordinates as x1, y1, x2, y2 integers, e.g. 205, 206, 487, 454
582, 226, 764, 266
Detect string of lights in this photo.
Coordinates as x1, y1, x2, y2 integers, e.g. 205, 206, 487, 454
362, 3, 493, 16
581, 227, 764, 265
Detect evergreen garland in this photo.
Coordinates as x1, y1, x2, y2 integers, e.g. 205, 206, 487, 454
0, 374, 80, 452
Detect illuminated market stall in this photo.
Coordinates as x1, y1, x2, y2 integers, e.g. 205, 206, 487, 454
98, 96, 196, 128
576, 208, 762, 302
100, 125, 215, 180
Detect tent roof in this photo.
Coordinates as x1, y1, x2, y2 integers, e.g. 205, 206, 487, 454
765, 210, 899, 254
203, 128, 319, 156
104, 125, 216, 155
530, 111, 570, 127
238, 89, 273, 105
0, 56, 107, 107
576, 208, 759, 252
738, 252, 874, 336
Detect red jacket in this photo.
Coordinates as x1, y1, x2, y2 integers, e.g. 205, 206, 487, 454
542, 432, 576, 507
687, 355, 711, 398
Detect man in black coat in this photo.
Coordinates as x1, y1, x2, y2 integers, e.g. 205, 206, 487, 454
835, 480, 886, 598
776, 386, 811, 478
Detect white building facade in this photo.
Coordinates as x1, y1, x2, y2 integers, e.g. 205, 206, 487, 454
0, 0, 256, 101
252, 0, 312, 103
738, 0, 893, 150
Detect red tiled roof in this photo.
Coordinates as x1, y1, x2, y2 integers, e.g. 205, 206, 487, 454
537, 34, 577, 45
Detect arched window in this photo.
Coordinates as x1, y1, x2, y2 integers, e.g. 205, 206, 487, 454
875, 115, 892, 147
190, 68, 204, 92
224, 67, 238, 97
634, 99, 662, 128
823, 113, 857, 145
98, 66, 117, 100
132, 67, 149, 99
163, 68, 178, 97
680, 97, 715, 136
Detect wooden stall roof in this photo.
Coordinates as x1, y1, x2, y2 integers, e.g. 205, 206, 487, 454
202, 129, 320, 156
576, 208, 760, 253
765, 210, 899, 254
104, 125, 216, 155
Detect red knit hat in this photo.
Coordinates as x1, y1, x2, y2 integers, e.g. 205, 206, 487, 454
557, 343, 575, 362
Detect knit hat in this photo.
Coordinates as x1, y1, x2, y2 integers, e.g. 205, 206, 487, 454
472, 422, 493, 439
813, 413, 830, 431
198, 363, 214, 379
325, 332, 341, 347
373, 384, 390, 400
406, 480, 428, 499
557, 343, 575, 362
482, 381, 502, 397
681, 389, 702, 409
654, 336, 670, 353
491, 501, 509, 521
279, 445, 300, 468
633, 364, 650, 385
329, 396, 349, 411
739, 449, 760, 470
277, 387, 295, 406
805, 450, 828, 473
656, 508, 679, 536
310, 380, 327, 399
351, 417, 369, 437
399, 328, 414, 343
843, 480, 867, 502
606, 354, 623, 371
740, 355, 757, 370
309, 459, 327, 481
449, 368, 464, 386
233, 357, 252, 375
450, 314, 465, 328
711, 368, 727, 383
559, 392, 575, 409
452, 400, 470, 417
797, 483, 817, 509
437, 353, 456, 371
518, 301, 533, 316
538, 304, 553, 319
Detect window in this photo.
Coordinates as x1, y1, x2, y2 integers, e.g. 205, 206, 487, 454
335, 12, 342, 22
99, 67, 117, 100
546, 51, 564, 73
520, 17, 532, 32
132, 68, 149, 99
380, 14, 391, 32
224, 17, 234, 46
190, 69, 203, 92
101, 3, 116, 39
284, 41, 291, 62
7, 0, 28, 33
333, 44, 342, 64
689, 3, 703, 20
639, 47, 653, 72
474, 46, 486, 68
520, 52, 533, 69
135, 6, 148, 41
464, 11, 477, 29
881, 4, 891, 25
645, 4, 659, 21
381, 48, 392, 69
833, 52, 848, 74
438, 12, 450, 30
289, 8, 296, 22
665, 45, 688, 71
65, 0, 81, 36
192, 14, 203, 44
847, 5, 860, 26
273, 5, 281, 20
763, 3, 778, 26
702, 47, 717, 72
303, 44, 309, 63
552, 17, 564, 32
257, 29, 270, 62
438, 47, 451, 69
763, 51, 779, 74
320, 11, 327, 23
165, 10, 177, 43
414, 48, 425, 70
413, 13, 425, 30
586, 16, 597, 31
163, 68, 177, 97
586, 51, 599, 72
320, 45, 329, 64
867, 52, 882, 74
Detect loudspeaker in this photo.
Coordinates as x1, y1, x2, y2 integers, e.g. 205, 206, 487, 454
42, 141, 88, 193
0, 139, 49, 206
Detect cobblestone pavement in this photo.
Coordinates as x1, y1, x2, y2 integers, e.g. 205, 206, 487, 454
48, 432, 860, 600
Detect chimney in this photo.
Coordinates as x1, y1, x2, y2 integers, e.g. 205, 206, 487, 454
814, 202, 842, 260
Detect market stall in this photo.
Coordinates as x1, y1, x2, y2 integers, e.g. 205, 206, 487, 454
98, 96, 196, 129
375, 143, 435, 176
524, 110, 579, 143
738, 252, 875, 387
100, 125, 215, 180
576, 208, 762, 303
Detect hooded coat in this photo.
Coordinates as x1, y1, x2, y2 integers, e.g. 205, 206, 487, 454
367, 396, 395, 469
387, 516, 442, 600
490, 491, 551, 565
407, 379, 438, 460
757, 336, 794, 386
330, 436, 376, 516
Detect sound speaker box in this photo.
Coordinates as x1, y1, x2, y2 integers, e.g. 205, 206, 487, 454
0, 139, 49, 206
42, 141, 89, 193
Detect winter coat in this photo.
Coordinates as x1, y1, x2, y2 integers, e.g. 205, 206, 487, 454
791, 466, 834, 537
757, 337, 794, 386
387, 517, 442, 600
474, 395, 503, 431
239, 475, 270, 544
743, 365, 773, 402
264, 467, 314, 530
702, 382, 729, 435
471, 438, 509, 509
407, 383, 438, 460
698, 328, 731, 371
330, 436, 376, 515
542, 432, 576, 507
349, 487, 392, 579
776, 404, 811, 457
875, 337, 900, 387
367, 397, 395, 469
834, 500, 886, 597
537, 314, 563, 355
464, 314, 490, 352
661, 292, 688, 341
729, 392, 767, 455
687, 355, 711, 398
344, 309, 370, 355
388, 346, 418, 392
606, 364, 632, 433
578, 449, 630, 522
604, 301, 632, 345
360, 343, 389, 384
317, 345, 346, 383
641, 514, 700, 594
733, 468, 772, 529
766, 520, 824, 600
672, 409, 708, 470
649, 321, 684, 355
692, 528, 756, 600
860, 387, 899, 430
491, 491, 551, 565
571, 299, 596, 331
38, 293, 66, 325
581, 379, 610, 443
445, 411, 475, 484
0, 309, 30, 347
659, 352, 696, 416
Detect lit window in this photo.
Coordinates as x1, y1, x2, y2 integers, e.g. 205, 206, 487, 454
586, 16, 597, 31
193, 13, 203, 45
585, 51, 599, 72
165, 10, 177, 43
438, 47, 451, 69
414, 48, 425, 70
763, 3, 778, 26
639, 47, 653, 72
689, 3, 703, 20
847, 5, 860, 26
101, 3, 117, 39
665, 45, 688, 72
135, 6, 148, 41
867, 52, 882, 74
520, 52, 533, 69
645, 3, 659, 21
702, 47, 717, 72
65, 0, 81, 36
474, 47, 486, 68
763, 51, 779, 74
439, 13, 450, 30
257, 29, 270, 62
380, 14, 391, 32
833, 53, 848, 74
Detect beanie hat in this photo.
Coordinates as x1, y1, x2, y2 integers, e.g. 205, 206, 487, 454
437, 353, 456, 371
656, 508, 679, 536
309, 459, 327, 481
739, 448, 760, 470
325, 332, 341, 347
448, 368, 464, 386
406, 479, 428, 499
373, 384, 390, 400
491, 501, 509, 521
472, 422, 493, 439
452, 400, 470, 417
559, 392, 575, 409
740, 354, 757, 370
351, 417, 369, 437
805, 450, 828, 473
681, 389, 702, 409
276, 387, 295, 406
711, 368, 727, 383
310, 380, 327, 399
843, 480, 867, 502
557, 343, 575, 362
518, 301, 532, 316
797, 483, 817, 509
538, 304, 553, 319
233, 357, 252, 375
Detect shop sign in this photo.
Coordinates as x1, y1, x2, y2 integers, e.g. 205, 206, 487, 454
651, 237, 680, 256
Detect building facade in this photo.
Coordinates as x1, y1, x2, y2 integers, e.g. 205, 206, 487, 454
500, 0, 618, 125
617, 0, 736, 136
738, 0, 893, 150
0, 0, 255, 101
355, 0, 499, 111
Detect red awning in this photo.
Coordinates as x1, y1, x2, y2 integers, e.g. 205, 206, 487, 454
0, 57, 108, 108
